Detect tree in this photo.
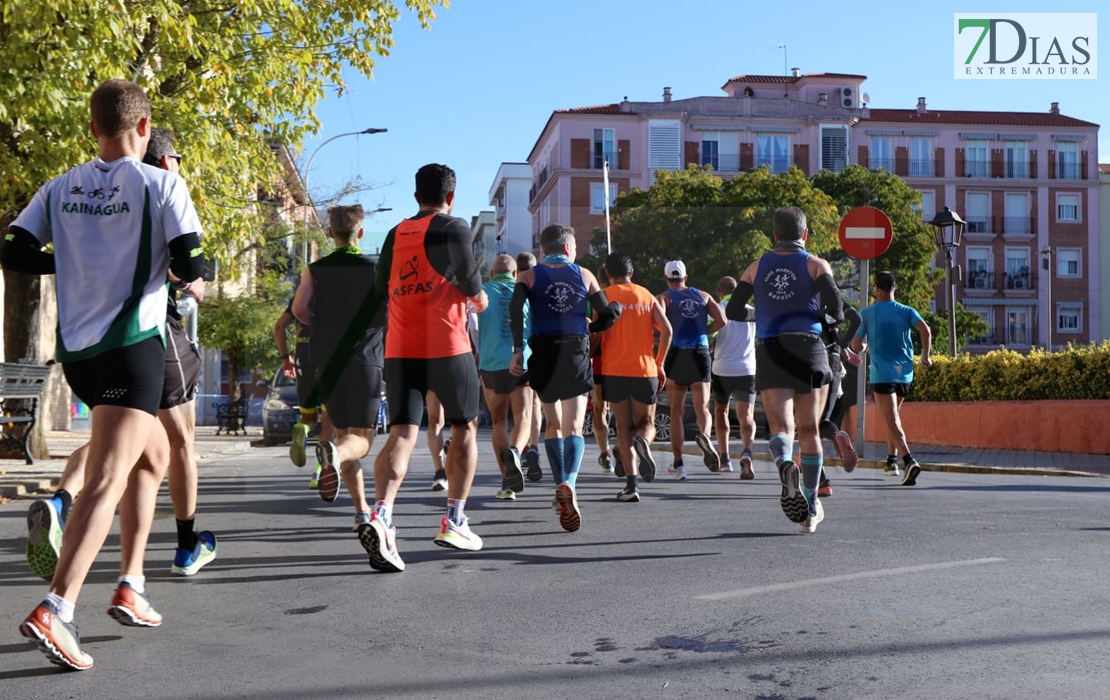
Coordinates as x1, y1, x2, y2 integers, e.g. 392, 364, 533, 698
921, 304, 992, 357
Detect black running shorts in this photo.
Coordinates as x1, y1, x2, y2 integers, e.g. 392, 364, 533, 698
664, 347, 712, 386
480, 368, 529, 396
317, 361, 383, 430
294, 345, 319, 410
871, 382, 913, 398
161, 318, 201, 410
755, 333, 833, 395
711, 373, 757, 405
63, 335, 165, 416
527, 334, 593, 404
385, 353, 479, 427
601, 375, 657, 405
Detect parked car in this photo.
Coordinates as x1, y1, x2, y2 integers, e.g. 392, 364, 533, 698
654, 390, 768, 443
259, 367, 300, 447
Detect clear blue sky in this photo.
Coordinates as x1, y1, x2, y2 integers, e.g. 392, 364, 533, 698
305, 0, 1105, 253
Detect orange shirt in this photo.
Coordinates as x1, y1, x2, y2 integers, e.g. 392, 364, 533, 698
384, 215, 471, 359
600, 283, 657, 378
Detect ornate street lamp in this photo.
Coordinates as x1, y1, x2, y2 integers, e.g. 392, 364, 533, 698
929, 206, 967, 356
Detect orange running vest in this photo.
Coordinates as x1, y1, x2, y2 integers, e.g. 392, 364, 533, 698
384, 214, 471, 359
599, 283, 657, 378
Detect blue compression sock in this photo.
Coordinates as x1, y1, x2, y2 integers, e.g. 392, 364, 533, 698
562, 435, 585, 487
545, 439, 566, 485
768, 433, 793, 467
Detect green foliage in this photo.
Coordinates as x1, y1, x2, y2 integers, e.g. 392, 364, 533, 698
911, 342, 1110, 401
920, 302, 991, 356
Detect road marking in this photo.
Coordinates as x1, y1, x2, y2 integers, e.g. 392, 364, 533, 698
844, 226, 888, 239
695, 557, 1006, 601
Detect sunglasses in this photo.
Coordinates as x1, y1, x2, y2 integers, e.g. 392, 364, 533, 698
168, 154, 183, 164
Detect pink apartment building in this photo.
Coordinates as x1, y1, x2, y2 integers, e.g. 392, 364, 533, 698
525, 70, 1100, 350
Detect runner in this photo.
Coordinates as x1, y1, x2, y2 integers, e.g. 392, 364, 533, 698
817, 299, 863, 497
710, 276, 757, 480
476, 254, 534, 500
23, 128, 216, 585
728, 206, 845, 534
510, 224, 619, 532
657, 260, 726, 479
514, 252, 544, 482
291, 204, 386, 526
590, 266, 615, 475
5, 80, 206, 669
363, 163, 489, 572
598, 253, 672, 501
850, 271, 932, 486
427, 393, 450, 491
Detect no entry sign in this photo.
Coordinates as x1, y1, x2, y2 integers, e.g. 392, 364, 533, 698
838, 206, 893, 260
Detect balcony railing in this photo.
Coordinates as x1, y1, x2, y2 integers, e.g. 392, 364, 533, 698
909, 159, 934, 177
1057, 161, 1080, 179
965, 159, 989, 178
1005, 161, 1029, 179
869, 157, 893, 171
1003, 270, 1036, 291
593, 150, 617, 169
702, 153, 748, 172
1002, 216, 1033, 235
965, 217, 992, 235
754, 155, 793, 173
965, 270, 996, 290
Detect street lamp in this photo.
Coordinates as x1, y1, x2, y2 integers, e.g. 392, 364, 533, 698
301, 127, 387, 264
929, 206, 967, 357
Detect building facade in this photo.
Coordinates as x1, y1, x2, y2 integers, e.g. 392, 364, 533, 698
525, 71, 1100, 349
488, 162, 532, 258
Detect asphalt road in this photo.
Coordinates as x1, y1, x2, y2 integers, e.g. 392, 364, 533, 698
2, 438, 1110, 699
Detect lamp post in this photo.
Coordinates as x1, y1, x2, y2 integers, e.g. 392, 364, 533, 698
301, 127, 387, 264
1041, 246, 1053, 351
929, 207, 967, 357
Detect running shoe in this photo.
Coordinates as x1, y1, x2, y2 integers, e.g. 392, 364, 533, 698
719, 458, 734, 473
107, 582, 163, 628
352, 511, 372, 532
695, 432, 721, 472
358, 514, 404, 572
308, 464, 321, 490
555, 483, 581, 532
598, 451, 614, 474
632, 435, 656, 483
440, 437, 452, 466
430, 468, 449, 492
779, 460, 810, 524
501, 446, 525, 493
798, 499, 825, 534
495, 485, 517, 501
616, 487, 640, 503
818, 482, 833, 498
834, 431, 858, 473
613, 450, 626, 478
551, 496, 560, 513
902, 458, 922, 486
667, 463, 687, 481
434, 516, 484, 551
317, 442, 340, 502
26, 499, 62, 581
739, 451, 755, 481
524, 447, 543, 482
289, 422, 309, 467
171, 530, 218, 576
883, 460, 902, 477
20, 603, 94, 671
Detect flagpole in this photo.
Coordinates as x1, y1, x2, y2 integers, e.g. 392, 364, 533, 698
603, 159, 612, 254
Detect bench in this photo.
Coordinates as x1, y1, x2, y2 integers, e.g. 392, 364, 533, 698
0, 362, 52, 464
215, 393, 251, 436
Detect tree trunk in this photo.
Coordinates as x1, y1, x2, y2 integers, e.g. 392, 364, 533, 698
226, 348, 239, 404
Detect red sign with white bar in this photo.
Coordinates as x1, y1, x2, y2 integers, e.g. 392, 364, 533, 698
838, 206, 893, 260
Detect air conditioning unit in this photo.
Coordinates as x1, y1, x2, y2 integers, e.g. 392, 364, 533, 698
839, 86, 857, 109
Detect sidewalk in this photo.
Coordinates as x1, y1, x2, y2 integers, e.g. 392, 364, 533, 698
0, 426, 256, 500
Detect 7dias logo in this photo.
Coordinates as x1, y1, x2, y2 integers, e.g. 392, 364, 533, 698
954, 13, 1097, 79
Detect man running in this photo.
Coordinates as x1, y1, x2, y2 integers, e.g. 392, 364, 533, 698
292, 204, 386, 526
710, 276, 757, 479
514, 252, 544, 483
590, 267, 616, 475
363, 164, 488, 573
509, 224, 619, 532
5, 79, 206, 669
850, 271, 932, 486
817, 300, 863, 497
597, 253, 672, 501
476, 254, 534, 501
658, 260, 726, 479
728, 206, 844, 534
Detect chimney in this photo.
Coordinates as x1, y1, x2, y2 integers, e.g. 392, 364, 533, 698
790, 67, 801, 77
1050, 101, 1060, 114
817, 92, 828, 106
663, 87, 672, 103
917, 96, 927, 114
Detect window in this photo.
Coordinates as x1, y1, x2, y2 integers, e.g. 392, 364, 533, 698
966, 247, 992, 289
701, 138, 719, 170
1005, 248, 1031, 290
756, 134, 791, 173
1005, 140, 1028, 178
909, 137, 933, 176
970, 309, 994, 344
1057, 303, 1083, 333
1057, 141, 1079, 179
1006, 309, 1030, 345
965, 192, 990, 234
870, 137, 892, 171
541, 198, 551, 228
1004, 192, 1030, 235
590, 183, 617, 214
914, 190, 936, 220
1056, 193, 1080, 222
593, 128, 615, 169
820, 125, 848, 173
966, 139, 989, 177
648, 120, 682, 179
1056, 248, 1082, 277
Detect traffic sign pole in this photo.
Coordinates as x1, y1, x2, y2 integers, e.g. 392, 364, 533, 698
856, 258, 868, 459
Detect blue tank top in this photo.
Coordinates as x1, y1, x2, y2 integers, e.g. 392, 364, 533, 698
754, 251, 821, 339
665, 287, 709, 349
530, 263, 589, 336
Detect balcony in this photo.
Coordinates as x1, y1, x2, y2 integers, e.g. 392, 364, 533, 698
702, 153, 750, 172
964, 270, 996, 290
592, 151, 620, 170
1002, 216, 1033, 236
869, 157, 893, 171
528, 166, 550, 203
1004, 161, 1029, 179
965, 217, 992, 235
1003, 270, 1036, 292
965, 159, 989, 178
754, 155, 807, 174
1057, 161, 1080, 179
909, 159, 934, 177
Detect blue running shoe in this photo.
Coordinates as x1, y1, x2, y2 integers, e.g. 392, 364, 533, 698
172, 531, 217, 576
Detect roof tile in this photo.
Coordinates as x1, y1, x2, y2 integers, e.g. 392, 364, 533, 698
865, 108, 1097, 128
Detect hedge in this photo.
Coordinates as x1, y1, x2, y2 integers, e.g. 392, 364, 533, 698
910, 342, 1110, 402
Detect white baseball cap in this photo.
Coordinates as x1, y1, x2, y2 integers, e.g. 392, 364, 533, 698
664, 260, 686, 279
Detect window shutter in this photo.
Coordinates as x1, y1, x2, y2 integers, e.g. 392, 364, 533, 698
648, 120, 682, 181
820, 126, 848, 173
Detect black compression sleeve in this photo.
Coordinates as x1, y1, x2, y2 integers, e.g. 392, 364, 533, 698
376, 229, 396, 297
444, 218, 483, 297
586, 290, 621, 333
1, 226, 55, 274
815, 274, 844, 324
510, 282, 529, 349
168, 233, 204, 282
726, 281, 755, 321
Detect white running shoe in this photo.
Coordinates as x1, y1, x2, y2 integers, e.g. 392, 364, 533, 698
434, 516, 484, 551
798, 499, 825, 534
667, 464, 687, 481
